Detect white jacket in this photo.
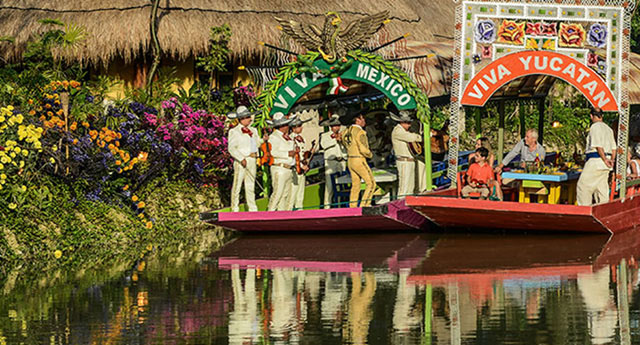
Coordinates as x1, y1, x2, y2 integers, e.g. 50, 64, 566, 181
228, 125, 261, 162
320, 131, 346, 161
270, 130, 295, 165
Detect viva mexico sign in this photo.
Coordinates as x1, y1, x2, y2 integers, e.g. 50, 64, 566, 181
269, 59, 417, 117
461, 50, 618, 111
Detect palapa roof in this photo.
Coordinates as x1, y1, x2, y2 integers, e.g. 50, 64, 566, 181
0, 0, 455, 66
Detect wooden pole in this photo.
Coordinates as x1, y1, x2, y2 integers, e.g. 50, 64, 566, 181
617, 259, 631, 345
61, 92, 70, 176
475, 108, 482, 138
498, 101, 505, 165
519, 103, 526, 139
537, 98, 545, 145
424, 283, 432, 345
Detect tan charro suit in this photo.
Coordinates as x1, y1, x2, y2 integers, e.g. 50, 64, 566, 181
341, 125, 376, 207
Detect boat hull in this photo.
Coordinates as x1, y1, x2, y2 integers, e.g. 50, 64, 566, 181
201, 199, 429, 232
405, 193, 640, 234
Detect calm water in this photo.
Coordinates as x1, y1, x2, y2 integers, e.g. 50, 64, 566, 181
1, 231, 640, 345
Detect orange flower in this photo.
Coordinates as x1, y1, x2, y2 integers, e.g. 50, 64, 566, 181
39, 115, 46, 121
132, 195, 139, 202
145, 221, 153, 229
44, 121, 53, 128
123, 185, 129, 191
115, 141, 120, 147
97, 141, 105, 148
137, 201, 145, 209
82, 122, 89, 128
138, 213, 145, 219
108, 144, 115, 150
89, 130, 98, 139
137, 152, 148, 162
29, 110, 36, 116
72, 139, 78, 145
56, 109, 63, 116
62, 80, 69, 88
27, 99, 33, 104
116, 133, 122, 139
45, 104, 51, 109
70, 80, 80, 88
54, 100, 60, 105
70, 122, 77, 131
115, 160, 121, 166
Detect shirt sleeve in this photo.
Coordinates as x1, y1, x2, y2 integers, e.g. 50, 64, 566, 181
270, 136, 289, 159
320, 133, 335, 150
502, 140, 523, 166
537, 144, 546, 161
228, 129, 244, 162
394, 128, 422, 143
358, 130, 373, 159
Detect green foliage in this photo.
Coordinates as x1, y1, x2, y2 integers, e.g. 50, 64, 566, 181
196, 24, 232, 76
124, 67, 179, 107
632, 11, 640, 54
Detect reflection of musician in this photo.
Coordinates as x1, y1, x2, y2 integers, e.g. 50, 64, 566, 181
287, 117, 312, 210
391, 111, 423, 198
322, 273, 348, 332
345, 272, 377, 344
267, 114, 296, 211
392, 270, 420, 336
227, 106, 262, 212
229, 268, 259, 345
271, 268, 296, 343
578, 266, 617, 344
320, 114, 347, 209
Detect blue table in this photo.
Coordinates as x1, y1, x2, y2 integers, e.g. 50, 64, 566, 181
501, 170, 581, 204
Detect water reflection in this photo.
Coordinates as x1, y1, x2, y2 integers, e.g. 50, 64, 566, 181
2, 231, 640, 344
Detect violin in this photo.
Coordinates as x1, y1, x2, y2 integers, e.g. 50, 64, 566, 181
295, 140, 317, 174
259, 129, 274, 167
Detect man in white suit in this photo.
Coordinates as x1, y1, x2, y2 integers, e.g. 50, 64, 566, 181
267, 113, 296, 211
320, 114, 347, 208
227, 106, 263, 212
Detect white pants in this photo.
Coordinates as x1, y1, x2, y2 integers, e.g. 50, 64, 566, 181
287, 172, 306, 210
577, 159, 610, 206
231, 157, 257, 212
415, 159, 426, 194
324, 160, 346, 209
397, 160, 416, 198
268, 165, 293, 211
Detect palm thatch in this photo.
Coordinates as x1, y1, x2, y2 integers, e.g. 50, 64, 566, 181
0, 0, 456, 67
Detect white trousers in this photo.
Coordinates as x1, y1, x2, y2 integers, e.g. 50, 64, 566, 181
287, 172, 306, 210
231, 157, 257, 212
323, 160, 346, 209
268, 165, 293, 211
577, 160, 610, 206
415, 159, 426, 194
397, 160, 416, 198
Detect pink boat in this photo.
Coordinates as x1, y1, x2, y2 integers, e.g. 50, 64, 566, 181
200, 199, 429, 232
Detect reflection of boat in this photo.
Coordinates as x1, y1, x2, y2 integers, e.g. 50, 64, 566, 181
201, 199, 429, 232
213, 233, 433, 273
408, 233, 610, 285
405, 191, 640, 234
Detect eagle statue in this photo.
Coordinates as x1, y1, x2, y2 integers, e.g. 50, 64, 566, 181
275, 11, 390, 62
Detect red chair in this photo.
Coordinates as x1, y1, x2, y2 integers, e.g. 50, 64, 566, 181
457, 170, 514, 200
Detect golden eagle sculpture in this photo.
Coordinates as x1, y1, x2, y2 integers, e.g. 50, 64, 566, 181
275, 11, 390, 62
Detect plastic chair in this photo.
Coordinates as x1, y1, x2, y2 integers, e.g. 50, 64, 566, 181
330, 171, 351, 207
457, 170, 504, 200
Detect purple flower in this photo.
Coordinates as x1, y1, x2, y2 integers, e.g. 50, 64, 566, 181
474, 20, 496, 44
587, 23, 607, 48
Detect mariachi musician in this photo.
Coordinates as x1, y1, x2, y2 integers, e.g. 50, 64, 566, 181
287, 116, 314, 210
227, 106, 263, 212
320, 114, 347, 209
340, 109, 376, 207
390, 111, 423, 198
266, 113, 296, 211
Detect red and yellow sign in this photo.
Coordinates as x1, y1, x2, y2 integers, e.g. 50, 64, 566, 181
461, 50, 618, 111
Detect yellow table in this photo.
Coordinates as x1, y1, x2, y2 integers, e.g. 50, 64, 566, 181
502, 171, 581, 204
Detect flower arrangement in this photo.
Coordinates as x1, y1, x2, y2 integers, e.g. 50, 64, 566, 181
497, 20, 525, 45
558, 23, 586, 48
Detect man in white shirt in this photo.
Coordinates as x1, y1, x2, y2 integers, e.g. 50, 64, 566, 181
287, 117, 312, 210
391, 111, 423, 198
320, 114, 347, 208
227, 106, 262, 212
577, 108, 617, 206
267, 113, 296, 211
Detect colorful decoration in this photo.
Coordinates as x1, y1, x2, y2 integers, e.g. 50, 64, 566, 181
587, 23, 608, 48
558, 23, 586, 47
474, 20, 497, 44
526, 22, 542, 36
497, 20, 525, 45
525, 38, 539, 50
541, 22, 557, 36
327, 77, 348, 95
596, 60, 607, 77
472, 54, 482, 64
481, 46, 492, 59
587, 52, 599, 67
542, 39, 556, 51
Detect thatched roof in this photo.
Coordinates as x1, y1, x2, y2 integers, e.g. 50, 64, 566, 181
0, 0, 456, 66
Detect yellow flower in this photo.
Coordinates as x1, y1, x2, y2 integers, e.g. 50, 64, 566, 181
145, 221, 153, 229
0, 163, 3, 169
138, 213, 145, 219
20, 185, 26, 192
52, 145, 57, 152
54, 250, 62, 259
18, 161, 24, 168
21, 150, 28, 157
8, 203, 16, 209
0, 174, 6, 179
14, 147, 20, 154
49, 157, 55, 164
137, 201, 145, 208
132, 195, 139, 202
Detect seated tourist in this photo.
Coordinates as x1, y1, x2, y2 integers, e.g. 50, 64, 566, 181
495, 129, 545, 173
462, 147, 496, 200
469, 137, 495, 167
628, 148, 640, 179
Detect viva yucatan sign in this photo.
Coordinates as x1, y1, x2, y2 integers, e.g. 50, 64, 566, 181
255, 12, 430, 127
461, 50, 618, 111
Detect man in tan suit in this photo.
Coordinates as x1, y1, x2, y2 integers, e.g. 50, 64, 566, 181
390, 111, 423, 198
340, 110, 376, 207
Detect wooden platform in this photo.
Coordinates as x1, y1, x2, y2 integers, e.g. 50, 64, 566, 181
201, 199, 429, 232
405, 192, 640, 234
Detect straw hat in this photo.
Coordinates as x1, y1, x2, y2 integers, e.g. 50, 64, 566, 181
266, 113, 295, 127
289, 117, 311, 127
320, 114, 341, 127
227, 105, 258, 120
389, 110, 415, 123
